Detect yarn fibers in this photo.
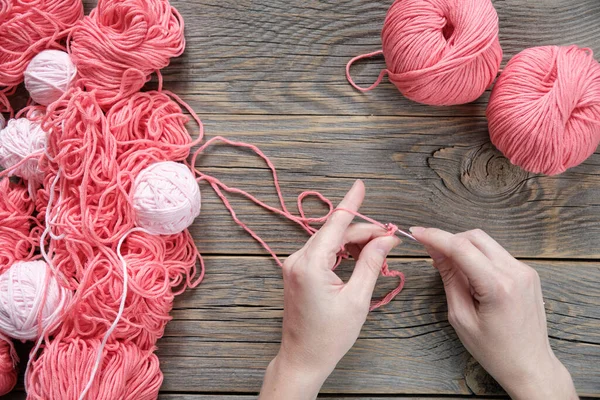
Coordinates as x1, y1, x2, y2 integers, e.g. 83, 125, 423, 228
0, 260, 72, 341
69, 0, 186, 109
487, 45, 600, 175
346, 0, 503, 106
132, 161, 202, 235
24, 50, 78, 106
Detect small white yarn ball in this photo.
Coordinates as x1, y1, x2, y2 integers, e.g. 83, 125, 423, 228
0, 118, 46, 184
0, 113, 5, 130
24, 50, 77, 106
0, 260, 72, 341
132, 161, 201, 235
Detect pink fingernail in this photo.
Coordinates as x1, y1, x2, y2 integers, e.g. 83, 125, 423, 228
409, 226, 425, 234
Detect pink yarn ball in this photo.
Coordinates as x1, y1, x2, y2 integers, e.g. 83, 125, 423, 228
0, 260, 71, 341
381, 0, 502, 105
487, 46, 600, 175
24, 50, 77, 106
27, 338, 162, 400
0, 118, 46, 185
132, 161, 201, 235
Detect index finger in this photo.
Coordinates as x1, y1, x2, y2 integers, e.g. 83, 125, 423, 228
310, 180, 365, 253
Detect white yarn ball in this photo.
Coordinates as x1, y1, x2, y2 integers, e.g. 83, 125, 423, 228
132, 161, 201, 235
0, 118, 46, 185
0, 114, 5, 130
0, 260, 72, 341
24, 50, 77, 106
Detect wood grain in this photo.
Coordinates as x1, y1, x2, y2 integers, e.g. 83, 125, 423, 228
157, 0, 600, 116
189, 115, 600, 259
153, 256, 600, 396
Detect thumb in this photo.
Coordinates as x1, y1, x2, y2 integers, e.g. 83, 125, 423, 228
346, 236, 401, 302
410, 227, 496, 295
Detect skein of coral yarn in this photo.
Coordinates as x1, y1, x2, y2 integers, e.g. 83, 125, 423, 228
69, 0, 185, 109
346, 0, 503, 106
487, 45, 600, 175
0, 335, 17, 396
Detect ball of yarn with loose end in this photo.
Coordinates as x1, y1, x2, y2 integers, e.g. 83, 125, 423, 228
0, 337, 17, 396
0, 260, 72, 341
24, 50, 77, 106
347, 0, 502, 105
487, 45, 600, 175
0, 118, 46, 185
132, 161, 201, 235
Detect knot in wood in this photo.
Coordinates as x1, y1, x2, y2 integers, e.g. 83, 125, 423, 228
460, 143, 528, 199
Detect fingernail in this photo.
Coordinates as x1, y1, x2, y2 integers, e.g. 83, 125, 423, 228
409, 226, 425, 235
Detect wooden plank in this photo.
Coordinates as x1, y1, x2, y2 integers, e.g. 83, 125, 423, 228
153, 0, 600, 116
155, 256, 600, 396
189, 115, 600, 259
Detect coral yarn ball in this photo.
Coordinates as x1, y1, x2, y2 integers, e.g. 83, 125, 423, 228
487, 46, 600, 175
0, 261, 71, 341
24, 50, 77, 106
132, 161, 201, 235
0, 118, 46, 185
381, 0, 502, 105
0, 338, 17, 396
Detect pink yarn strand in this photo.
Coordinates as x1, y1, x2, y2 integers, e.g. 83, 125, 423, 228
346, 50, 388, 92
190, 136, 413, 309
78, 227, 149, 400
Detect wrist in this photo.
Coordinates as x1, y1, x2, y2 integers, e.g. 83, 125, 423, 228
504, 358, 578, 400
259, 352, 331, 400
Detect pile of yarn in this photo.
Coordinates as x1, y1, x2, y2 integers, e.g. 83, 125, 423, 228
347, 0, 600, 174
0, 0, 203, 398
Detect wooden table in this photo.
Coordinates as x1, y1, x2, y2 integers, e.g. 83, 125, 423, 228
161, 0, 600, 399
8, 0, 600, 399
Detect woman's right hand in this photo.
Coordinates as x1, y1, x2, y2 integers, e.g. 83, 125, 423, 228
410, 227, 578, 400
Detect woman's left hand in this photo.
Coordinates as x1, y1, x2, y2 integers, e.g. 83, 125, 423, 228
259, 180, 401, 400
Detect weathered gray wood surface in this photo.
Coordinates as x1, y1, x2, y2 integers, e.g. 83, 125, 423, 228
190, 115, 600, 259
162, 0, 600, 116
156, 257, 600, 396
165, 0, 600, 397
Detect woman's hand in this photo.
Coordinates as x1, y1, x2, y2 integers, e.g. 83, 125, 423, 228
259, 180, 401, 400
410, 227, 578, 400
